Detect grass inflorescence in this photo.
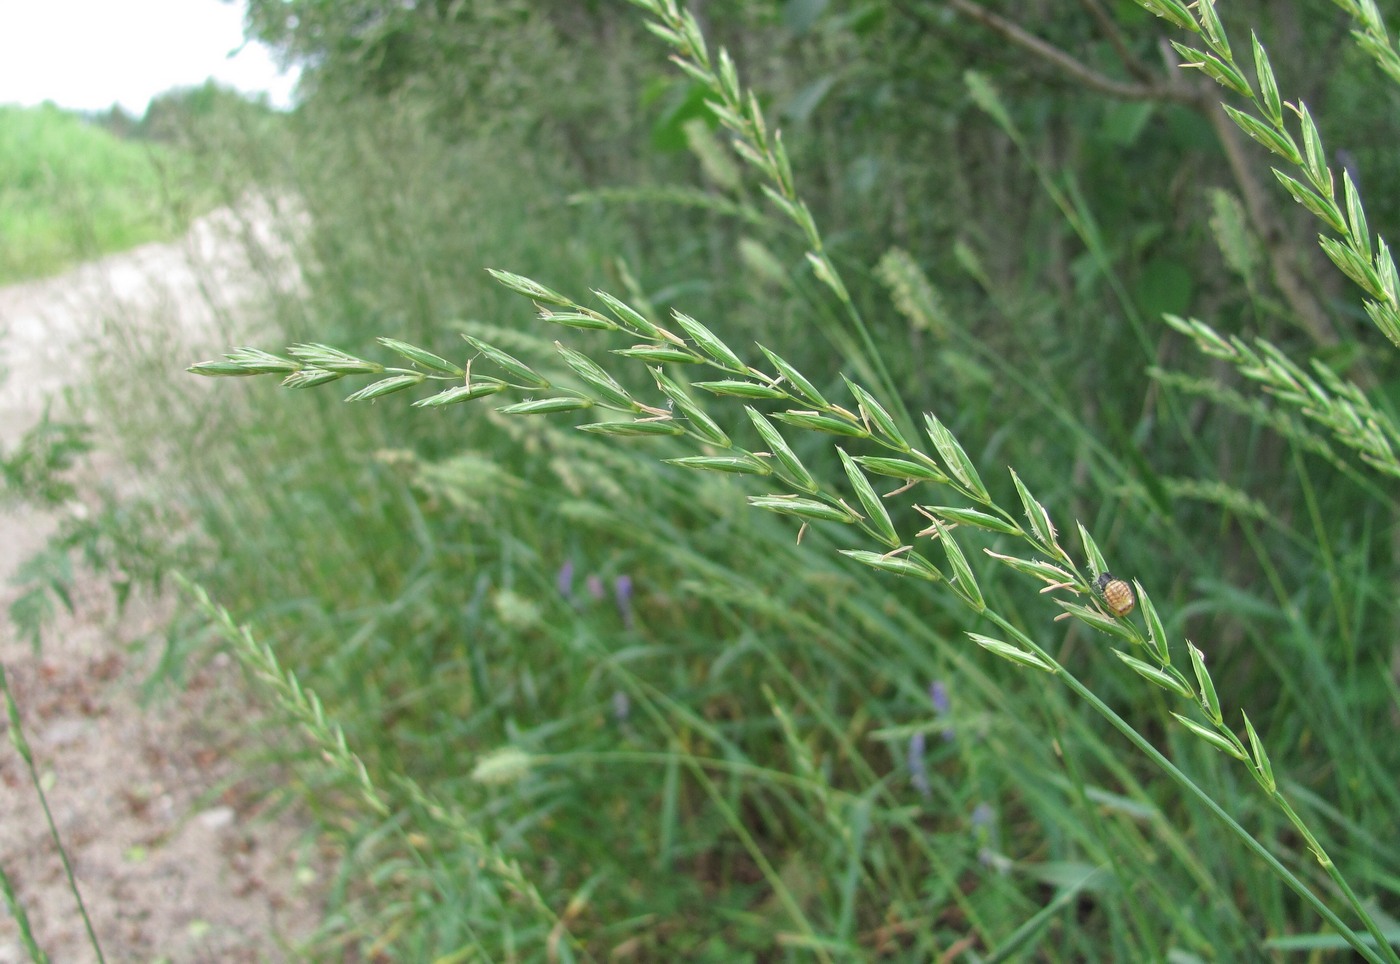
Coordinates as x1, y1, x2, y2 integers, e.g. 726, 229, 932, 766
174, 0, 1400, 958
7, 0, 1400, 959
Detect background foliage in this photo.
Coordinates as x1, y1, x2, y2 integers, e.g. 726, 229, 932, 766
7, 0, 1400, 959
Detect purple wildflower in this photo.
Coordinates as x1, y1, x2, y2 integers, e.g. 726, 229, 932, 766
908, 730, 931, 799
970, 802, 1010, 871
586, 574, 606, 601
971, 802, 995, 829
613, 574, 634, 630
556, 559, 575, 601
929, 680, 950, 714
929, 680, 954, 742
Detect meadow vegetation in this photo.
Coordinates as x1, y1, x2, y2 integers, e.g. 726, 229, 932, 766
6, 0, 1400, 959
0, 92, 232, 285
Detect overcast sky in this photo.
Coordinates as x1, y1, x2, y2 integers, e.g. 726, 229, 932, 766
0, 0, 300, 115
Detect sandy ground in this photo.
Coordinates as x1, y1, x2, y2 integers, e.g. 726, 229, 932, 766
0, 201, 329, 962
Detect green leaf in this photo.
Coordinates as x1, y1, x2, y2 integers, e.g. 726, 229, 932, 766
773, 410, 869, 438
282, 368, 344, 389
693, 379, 790, 399
1220, 105, 1301, 164
843, 377, 907, 448
287, 343, 384, 374
1251, 33, 1282, 126
1055, 600, 1138, 643
614, 345, 701, 364
924, 412, 989, 502
1296, 104, 1332, 197
853, 456, 948, 484
1273, 170, 1348, 234
578, 420, 687, 437
783, 74, 836, 123
411, 381, 508, 407
925, 505, 1021, 536
968, 632, 1054, 672
1009, 468, 1057, 549
1135, 258, 1196, 321
747, 407, 817, 491
187, 360, 259, 377
1077, 523, 1108, 577
840, 549, 941, 581
378, 337, 464, 376
756, 344, 827, 406
1170, 42, 1253, 98
460, 334, 549, 388
1242, 710, 1276, 791
1187, 641, 1223, 724
1138, 0, 1196, 31
1136, 582, 1171, 665
556, 345, 636, 409
664, 455, 771, 476
344, 374, 426, 402
1172, 713, 1248, 760
1113, 650, 1194, 699
1342, 170, 1372, 262
930, 519, 983, 611
748, 495, 856, 524
537, 310, 620, 332
653, 370, 730, 447
839, 449, 899, 547
488, 268, 573, 306
594, 289, 664, 339
496, 397, 594, 415
984, 549, 1074, 587
1318, 236, 1384, 300
671, 310, 746, 370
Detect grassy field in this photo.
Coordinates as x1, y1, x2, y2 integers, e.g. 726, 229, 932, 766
6, 1, 1400, 960
1, 103, 165, 284
0, 101, 216, 285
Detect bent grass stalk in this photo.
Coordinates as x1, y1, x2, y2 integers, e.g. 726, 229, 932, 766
1136, 0, 1400, 350
1164, 314, 1400, 478
190, 273, 1395, 959
187, 0, 1399, 958
1133, 0, 1400, 483
177, 578, 587, 960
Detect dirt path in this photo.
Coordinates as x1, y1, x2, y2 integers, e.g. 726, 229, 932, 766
0, 203, 326, 962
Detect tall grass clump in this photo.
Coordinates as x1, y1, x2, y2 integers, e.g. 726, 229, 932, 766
173, 0, 1400, 957
16, 0, 1391, 958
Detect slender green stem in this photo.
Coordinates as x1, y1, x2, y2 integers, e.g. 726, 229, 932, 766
0, 862, 48, 964
977, 609, 1396, 963
0, 661, 105, 964
1271, 790, 1398, 962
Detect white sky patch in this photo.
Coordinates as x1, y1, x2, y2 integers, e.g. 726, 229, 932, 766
0, 0, 300, 115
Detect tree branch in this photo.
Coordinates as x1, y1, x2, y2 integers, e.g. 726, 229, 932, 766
943, 0, 1193, 103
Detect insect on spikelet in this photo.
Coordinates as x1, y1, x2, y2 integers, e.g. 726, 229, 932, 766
1096, 572, 1136, 618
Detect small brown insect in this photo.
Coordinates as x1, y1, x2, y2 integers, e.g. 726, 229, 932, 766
1096, 572, 1135, 618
